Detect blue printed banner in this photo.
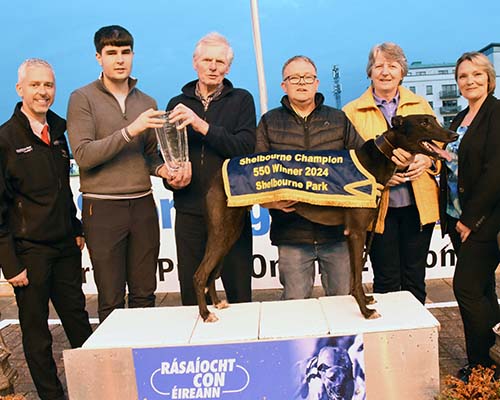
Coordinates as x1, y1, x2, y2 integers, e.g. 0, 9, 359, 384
222, 150, 379, 208
133, 334, 366, 399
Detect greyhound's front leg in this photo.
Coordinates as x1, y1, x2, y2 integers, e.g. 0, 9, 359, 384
347, 230, 381, 319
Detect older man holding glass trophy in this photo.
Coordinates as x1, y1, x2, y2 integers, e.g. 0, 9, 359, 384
163, 32, 256, 307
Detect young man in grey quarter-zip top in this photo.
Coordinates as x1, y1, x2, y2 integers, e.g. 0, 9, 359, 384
67, 25, 171, 322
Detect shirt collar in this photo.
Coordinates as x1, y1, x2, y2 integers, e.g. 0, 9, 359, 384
372, 90, 400, 106
195, 81, 224, 111
20, 108, 48, 138
98, 73, 138, 92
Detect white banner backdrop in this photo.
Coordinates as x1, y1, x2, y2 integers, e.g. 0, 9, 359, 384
69, 176, 457, 294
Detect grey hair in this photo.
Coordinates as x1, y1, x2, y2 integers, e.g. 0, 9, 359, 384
18, 58, 54, 84
366, 42, 408, 78
193, 32, 234, 66
281, 55, 317, 78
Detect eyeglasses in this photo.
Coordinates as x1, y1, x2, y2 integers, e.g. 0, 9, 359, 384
283, 75, 317, 85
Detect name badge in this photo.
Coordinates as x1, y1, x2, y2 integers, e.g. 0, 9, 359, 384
15, 146, 33, 154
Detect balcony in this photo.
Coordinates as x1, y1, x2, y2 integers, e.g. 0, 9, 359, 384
440, 90, 459, 99
440, 105, 462, 114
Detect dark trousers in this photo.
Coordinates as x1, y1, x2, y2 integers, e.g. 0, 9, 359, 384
369, 205, 434, 304
175, 211, 253, 306
14, 239, 92, 400
448, 217, 500, 366
82, 195, 160, 322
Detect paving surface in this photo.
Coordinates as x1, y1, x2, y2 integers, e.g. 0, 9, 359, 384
0, 278, 472, 399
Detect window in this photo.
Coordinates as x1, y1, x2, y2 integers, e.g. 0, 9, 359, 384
441, 100, 460, 115
442, 84, 457, 92
426, 85, 433, 95
429, 101, 434, 109
416, 71, 426, 76
409, 86, 416, 93
443, 116, 454, 128
438, 70, 448, 74
440, 84, 458, 98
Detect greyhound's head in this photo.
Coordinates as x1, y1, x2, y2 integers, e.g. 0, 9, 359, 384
316, 346, 354, 400
385, 115, 458, 160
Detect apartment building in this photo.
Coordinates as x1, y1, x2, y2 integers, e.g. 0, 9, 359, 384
403, 42, 500, 127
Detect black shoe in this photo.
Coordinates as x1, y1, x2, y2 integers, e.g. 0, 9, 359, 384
457, 364, 474, 383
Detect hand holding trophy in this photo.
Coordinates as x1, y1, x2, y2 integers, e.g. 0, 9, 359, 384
156, 110, 189, 173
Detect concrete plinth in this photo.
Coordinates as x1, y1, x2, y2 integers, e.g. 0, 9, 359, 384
64, 291, 439, 399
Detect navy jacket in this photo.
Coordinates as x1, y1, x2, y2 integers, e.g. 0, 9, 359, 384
0, 103, 82, 279
166, 79, 256, 216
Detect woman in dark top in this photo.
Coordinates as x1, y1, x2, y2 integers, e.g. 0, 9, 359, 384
439, 51, 500, 380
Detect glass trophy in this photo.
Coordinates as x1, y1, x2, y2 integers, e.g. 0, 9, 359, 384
155, 111, 189, 172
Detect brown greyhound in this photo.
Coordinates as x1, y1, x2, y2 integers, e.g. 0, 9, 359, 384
193, 114, 458, 322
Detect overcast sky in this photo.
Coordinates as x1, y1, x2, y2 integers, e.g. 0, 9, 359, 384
1, 0, 499, 121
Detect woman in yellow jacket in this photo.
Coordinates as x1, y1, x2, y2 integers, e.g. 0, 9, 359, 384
343, 42, 439, 304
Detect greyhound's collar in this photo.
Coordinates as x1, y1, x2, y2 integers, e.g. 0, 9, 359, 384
374, 135, 395, 160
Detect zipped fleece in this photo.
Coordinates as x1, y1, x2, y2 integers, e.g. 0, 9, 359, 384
255, 93, 365, 245
67, 78, 163, 196
0, 103, 81, 279
166, 79, 256, 216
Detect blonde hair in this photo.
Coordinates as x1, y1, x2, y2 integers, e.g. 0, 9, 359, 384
455, 51, 496, 94
366, 42, 408, 78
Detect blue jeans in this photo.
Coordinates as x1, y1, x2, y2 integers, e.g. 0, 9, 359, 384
277, 241, 350, 299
